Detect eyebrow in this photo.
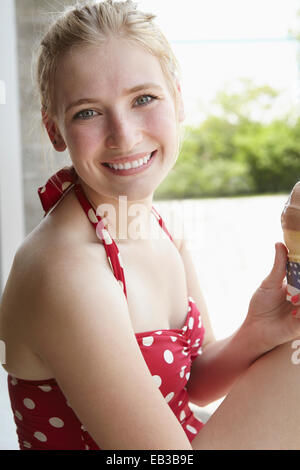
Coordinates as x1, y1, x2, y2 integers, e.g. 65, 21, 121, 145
65, 83, 164, 113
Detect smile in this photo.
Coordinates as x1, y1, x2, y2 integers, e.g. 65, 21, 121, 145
101, 150, 157, 176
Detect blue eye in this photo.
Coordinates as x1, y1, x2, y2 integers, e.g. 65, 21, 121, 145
74, 109, 98, 120
134, 95, 158, 107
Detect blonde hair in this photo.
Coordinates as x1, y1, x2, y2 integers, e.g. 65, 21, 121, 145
34, 0, 182, 119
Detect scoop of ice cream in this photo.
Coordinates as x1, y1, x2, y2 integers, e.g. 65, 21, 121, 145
281, 181, 300, 231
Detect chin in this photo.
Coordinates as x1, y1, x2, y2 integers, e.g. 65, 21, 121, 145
124, 188, 155, 202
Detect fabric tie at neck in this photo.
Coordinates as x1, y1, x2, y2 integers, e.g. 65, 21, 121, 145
38, 166, 77, 215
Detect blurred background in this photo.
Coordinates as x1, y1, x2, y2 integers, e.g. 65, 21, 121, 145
1, 0, 300, 449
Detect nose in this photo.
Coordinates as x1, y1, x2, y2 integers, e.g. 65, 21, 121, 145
105, 112, 143, 150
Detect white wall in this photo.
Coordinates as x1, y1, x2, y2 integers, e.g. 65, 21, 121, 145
0, 0, 24, 292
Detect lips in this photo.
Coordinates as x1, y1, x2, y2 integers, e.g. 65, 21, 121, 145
101, 150, 157, 176
102, 151, 155, 166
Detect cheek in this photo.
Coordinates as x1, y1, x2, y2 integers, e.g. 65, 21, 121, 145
145, 106, 177, 144
65, 123, 103, 155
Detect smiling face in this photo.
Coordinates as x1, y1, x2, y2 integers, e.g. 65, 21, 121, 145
50, 38, 184, 203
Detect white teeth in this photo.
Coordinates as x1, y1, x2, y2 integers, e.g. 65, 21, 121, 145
107, 153, 152, 170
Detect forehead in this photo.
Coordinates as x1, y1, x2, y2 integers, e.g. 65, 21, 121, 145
55, 39, 168, 111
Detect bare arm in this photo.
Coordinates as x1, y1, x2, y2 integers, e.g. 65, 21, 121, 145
187, 325, 261, 406
178, 238, 258, 406
179, 239, 297, 407
26, 248, 192, 450
178, 237, 247, 406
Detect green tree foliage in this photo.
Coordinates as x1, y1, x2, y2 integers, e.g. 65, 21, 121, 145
155, 79, 300, 199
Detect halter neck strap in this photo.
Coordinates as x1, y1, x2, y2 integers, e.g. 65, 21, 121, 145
38, 166, 175, 299
38, 165, 174, 242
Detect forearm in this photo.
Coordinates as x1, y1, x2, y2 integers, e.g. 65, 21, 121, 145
187, 322, 268, 406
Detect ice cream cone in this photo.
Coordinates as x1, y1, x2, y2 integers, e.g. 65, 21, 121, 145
281, 182, 300, 301
282, 230, 300, 262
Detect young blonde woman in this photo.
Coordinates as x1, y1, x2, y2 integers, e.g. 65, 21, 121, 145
1, 0, 300, 450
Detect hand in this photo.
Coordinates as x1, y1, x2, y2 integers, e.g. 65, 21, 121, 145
243, 242, 300, 354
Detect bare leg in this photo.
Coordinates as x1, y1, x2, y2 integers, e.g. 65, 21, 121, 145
192, 339, 300, 450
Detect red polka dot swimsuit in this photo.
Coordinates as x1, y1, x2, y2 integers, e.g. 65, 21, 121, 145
7, 166, 205, 450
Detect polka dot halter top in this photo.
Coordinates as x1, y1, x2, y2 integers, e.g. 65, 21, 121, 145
7, 166, 206, 450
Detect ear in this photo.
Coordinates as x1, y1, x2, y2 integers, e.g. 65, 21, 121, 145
41, 108, 67, 152
175, 80, 185, 123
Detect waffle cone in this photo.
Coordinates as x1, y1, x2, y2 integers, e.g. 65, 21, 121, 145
283, 229, 300, 262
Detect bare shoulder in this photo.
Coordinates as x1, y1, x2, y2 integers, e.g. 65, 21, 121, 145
5, 219, 101, 300
0, 181, 115, 355
11, 222, 110, 324
0, 206, 108, 348
26, 238, 128, 360
8, 185, 107, 296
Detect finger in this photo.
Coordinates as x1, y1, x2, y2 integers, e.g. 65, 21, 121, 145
260, 242, 288, 289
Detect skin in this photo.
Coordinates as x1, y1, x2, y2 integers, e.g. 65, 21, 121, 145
1, 36, 300, 449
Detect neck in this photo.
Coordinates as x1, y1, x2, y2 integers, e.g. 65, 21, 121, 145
77, 177, 155, 243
